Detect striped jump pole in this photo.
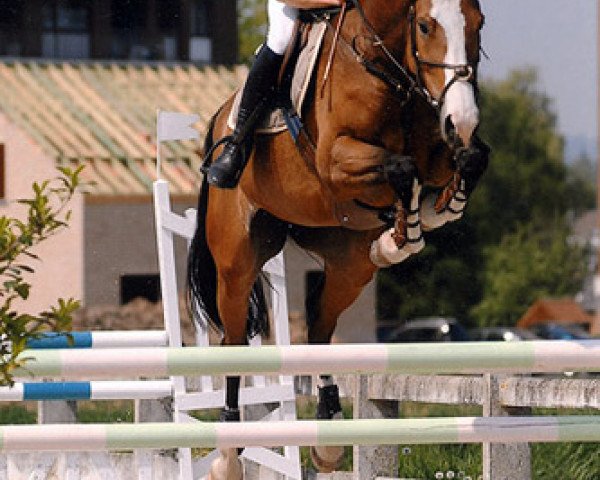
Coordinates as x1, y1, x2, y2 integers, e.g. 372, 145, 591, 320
25, 331, 169, 349
0, 416, 598, 452
12, 340, 600, 379
0, 380, 172, 401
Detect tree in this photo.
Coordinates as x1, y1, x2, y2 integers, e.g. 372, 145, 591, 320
472, 219, 586, 326
238, 0, 267, 63
468, 69, 571, 243
0, 167, 83, 385
564, 153, 596, 218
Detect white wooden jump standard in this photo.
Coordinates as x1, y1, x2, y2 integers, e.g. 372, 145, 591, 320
0, 416, 598, 452
153, 179, 301, 480
12, 340, 600, 378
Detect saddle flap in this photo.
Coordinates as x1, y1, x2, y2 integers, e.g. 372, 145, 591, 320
227, 21, 328, 134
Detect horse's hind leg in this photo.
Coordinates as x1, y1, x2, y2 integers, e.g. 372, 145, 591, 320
293, 227, 379, 472
206, 191, 287, 478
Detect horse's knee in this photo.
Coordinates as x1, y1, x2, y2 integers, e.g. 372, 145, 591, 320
383, 154, 418, 207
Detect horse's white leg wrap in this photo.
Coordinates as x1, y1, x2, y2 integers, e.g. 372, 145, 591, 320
370, 180, 424, 267
421, 179, 468, 232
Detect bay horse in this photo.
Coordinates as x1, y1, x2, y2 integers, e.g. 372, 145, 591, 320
189, 0, 489, 474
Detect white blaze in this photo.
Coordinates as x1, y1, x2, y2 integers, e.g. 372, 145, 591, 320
431, 0, 479, 146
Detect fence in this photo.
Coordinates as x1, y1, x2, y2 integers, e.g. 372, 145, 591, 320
4, 342, 600, 480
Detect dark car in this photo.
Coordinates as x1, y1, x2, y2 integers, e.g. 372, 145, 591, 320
387, 317, 470, 343
529, 323, 591, 340
469, 327, 539, 342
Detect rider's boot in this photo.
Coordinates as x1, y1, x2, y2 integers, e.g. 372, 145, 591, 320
206, 45, 283, 188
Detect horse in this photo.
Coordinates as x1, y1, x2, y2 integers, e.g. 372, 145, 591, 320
188, 0, 489, 475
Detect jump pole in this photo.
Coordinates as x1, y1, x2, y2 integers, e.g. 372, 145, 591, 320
0, 417, 598, 452
0, 380, 172, 401
25, 330, 169, 349
11, 340, 600, 379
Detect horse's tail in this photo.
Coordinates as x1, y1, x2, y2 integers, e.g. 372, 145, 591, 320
186, 111, 270, 339
187, 113, 219, 330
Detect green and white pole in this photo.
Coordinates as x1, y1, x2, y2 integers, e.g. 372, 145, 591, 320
0, 417, 598, 452
11, 341, 600, 379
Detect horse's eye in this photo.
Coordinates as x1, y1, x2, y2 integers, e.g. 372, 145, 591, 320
418, 20, 430, 36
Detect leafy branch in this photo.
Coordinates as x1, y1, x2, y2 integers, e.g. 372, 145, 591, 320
0, 166, 84, 385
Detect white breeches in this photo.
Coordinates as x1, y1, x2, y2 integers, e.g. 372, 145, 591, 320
266, 0, 298, 55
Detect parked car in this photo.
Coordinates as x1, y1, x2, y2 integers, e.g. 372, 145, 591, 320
528, 323, 591, 340
387, 317, 470, 343
469, 327, 539, 342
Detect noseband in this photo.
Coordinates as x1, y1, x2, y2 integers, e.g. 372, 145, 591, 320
346, 0, 476, 111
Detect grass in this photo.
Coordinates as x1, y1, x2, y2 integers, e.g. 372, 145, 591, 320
0, 404, 36, 424
0, 400, 598, 479
396, 403, 483, 479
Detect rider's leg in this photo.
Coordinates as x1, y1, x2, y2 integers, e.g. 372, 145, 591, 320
206, 1, 297, 188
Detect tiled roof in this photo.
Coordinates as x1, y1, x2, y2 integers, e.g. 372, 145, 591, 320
517, 298, 593, 328
0, 61, 247, 197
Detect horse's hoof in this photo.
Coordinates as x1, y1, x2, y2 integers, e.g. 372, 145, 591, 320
310, 445, 345, 473
207, 448, 243, 480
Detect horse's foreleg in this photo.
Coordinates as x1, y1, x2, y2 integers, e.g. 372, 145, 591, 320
329, 137, 425, 267
304, 240, 378, 472
370, 155, 424, 267
421, 136, 490, 231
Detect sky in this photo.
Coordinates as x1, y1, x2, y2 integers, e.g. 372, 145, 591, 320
479, 0, 597, 160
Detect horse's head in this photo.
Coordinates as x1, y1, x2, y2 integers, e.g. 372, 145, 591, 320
406, 0, 484, 148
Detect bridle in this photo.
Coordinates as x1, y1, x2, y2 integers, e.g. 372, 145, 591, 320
344, 0, 477, 112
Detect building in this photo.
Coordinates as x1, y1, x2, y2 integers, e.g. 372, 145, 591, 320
517, 298, 594, 333
0, 60, 376, 343
0, 0, 238, 64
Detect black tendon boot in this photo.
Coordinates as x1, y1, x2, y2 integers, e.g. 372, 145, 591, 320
206, 45, 284, 188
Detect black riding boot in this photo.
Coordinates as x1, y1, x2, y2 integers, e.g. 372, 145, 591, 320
206, 45, 284, 188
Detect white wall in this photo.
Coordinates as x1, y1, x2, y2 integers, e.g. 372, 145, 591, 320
0, 113, 84, 315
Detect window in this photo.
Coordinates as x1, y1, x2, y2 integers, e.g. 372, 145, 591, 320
42, 0, 90, 58
120, 274, 161, 305
42, 0, 90, 33
192, 0, 211, 36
